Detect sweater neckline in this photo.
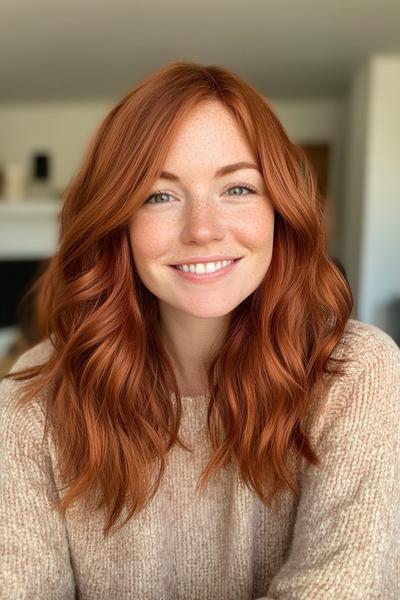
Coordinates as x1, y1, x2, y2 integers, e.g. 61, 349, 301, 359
170, 391, 209, 403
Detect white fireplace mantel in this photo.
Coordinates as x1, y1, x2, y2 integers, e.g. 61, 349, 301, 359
0, 199, 62, 260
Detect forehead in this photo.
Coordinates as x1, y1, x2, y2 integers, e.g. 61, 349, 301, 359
162, 100, 256, 171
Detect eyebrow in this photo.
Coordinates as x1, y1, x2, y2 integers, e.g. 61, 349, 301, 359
159, 161, 260, 181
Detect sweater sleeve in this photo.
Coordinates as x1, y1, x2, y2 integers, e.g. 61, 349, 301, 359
259, 329, 400, 600
0, 362, 76, 598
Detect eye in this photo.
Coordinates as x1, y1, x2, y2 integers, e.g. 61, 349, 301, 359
144, 191, 173, 205
224, 183, 257, 196
144, 183, 257, 205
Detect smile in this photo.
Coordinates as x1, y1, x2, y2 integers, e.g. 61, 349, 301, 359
168, 258, 242, 283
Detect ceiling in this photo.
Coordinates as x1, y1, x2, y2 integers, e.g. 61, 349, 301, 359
1, 0, 399, 102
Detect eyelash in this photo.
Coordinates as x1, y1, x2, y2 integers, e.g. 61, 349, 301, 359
144, 183, 257, 205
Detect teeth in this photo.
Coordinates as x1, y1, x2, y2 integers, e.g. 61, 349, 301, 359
176, 259, 234, 274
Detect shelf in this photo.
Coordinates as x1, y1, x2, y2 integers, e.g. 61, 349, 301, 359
0, 198, 62, 215
0, 198, 62, 259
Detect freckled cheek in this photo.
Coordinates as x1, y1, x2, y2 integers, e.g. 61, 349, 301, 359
234, 208, 275, 253
129, 218, 174, 265
236, 212, 274, 287
241, 224, 273, 250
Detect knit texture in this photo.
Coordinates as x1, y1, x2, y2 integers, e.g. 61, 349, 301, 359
0, 318, 399, 599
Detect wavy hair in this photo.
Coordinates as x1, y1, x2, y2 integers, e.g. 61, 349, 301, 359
4, 60, 353, 537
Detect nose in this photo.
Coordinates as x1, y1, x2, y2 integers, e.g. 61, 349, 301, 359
179, 198, 225, 244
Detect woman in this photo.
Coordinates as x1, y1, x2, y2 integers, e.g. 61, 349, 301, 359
1, 61, 399, 599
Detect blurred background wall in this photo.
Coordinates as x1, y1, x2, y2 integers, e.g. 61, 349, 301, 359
0, 1, 399, 375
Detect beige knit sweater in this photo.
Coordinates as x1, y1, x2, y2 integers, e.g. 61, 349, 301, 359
0, 318, 399, 599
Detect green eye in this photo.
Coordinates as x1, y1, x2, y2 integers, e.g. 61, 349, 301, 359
144, 183, 257, 205
225, 185, 256, 195
145, 191, 171, 205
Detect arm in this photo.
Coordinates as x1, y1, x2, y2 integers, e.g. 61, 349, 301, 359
0, 367, 76, 598
258, 330, 400, 600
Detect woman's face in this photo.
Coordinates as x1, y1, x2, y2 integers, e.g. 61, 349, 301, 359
128, 99, 275, 320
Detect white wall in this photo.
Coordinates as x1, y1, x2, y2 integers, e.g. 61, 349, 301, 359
342, 61, 370, 317
359, 55, 400, 332
343, 54, 400, 339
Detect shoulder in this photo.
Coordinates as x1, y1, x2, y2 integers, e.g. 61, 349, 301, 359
0, 338, 54, 443
7, 337, 55, 375
309, 319, 400, 443
331, 317, 400, 377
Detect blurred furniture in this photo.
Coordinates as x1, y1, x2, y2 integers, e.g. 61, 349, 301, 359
0, 199, 61, 373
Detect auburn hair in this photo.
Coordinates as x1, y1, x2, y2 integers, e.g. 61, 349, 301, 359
4, 60, 353, 537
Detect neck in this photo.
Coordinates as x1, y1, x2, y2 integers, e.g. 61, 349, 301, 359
159, 304, 229, 397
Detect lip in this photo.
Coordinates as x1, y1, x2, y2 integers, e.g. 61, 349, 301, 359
169, 255, 242, 266
168, 257, 242, 283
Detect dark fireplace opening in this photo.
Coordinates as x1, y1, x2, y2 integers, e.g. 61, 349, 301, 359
0, 258, 46, 344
